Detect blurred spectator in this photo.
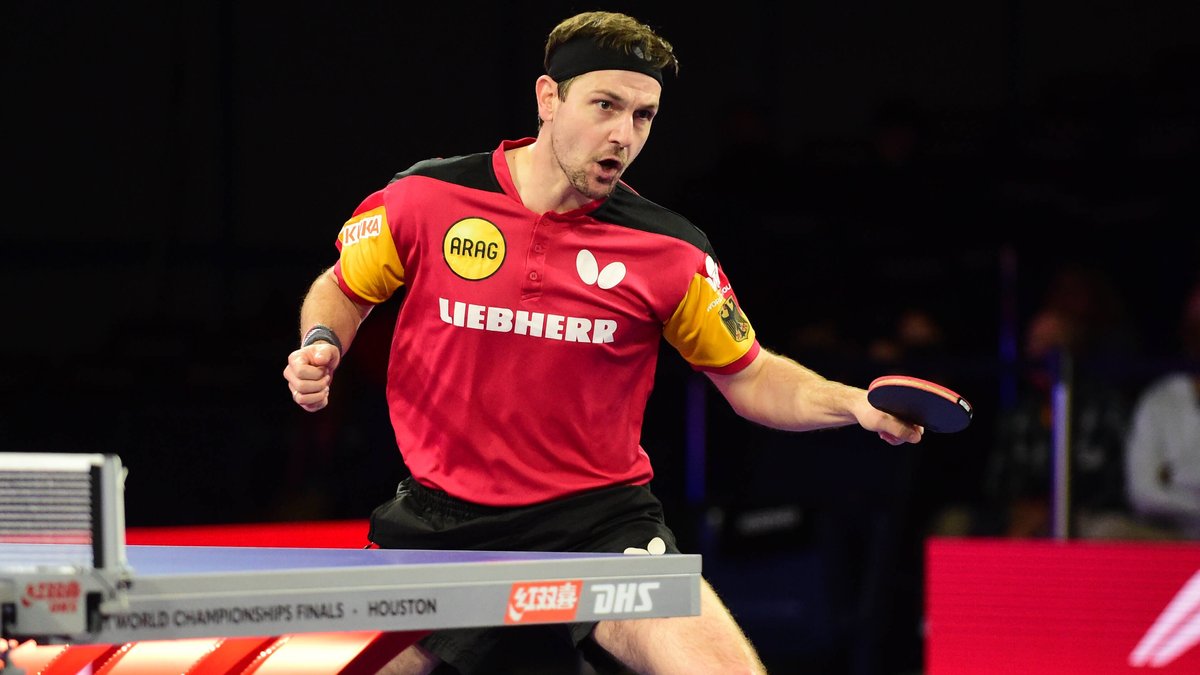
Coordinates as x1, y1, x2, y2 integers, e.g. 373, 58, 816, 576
867, 305, 948, 371
1037, 261, 1141, 360
983, 306, 1133, 538
976, 263, 1143, 539
1124, 282, 1200, 538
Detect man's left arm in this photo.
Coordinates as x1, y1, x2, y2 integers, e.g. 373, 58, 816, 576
705, 348, 923, 445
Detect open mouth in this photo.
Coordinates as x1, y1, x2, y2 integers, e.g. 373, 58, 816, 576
595, 159, 624, 183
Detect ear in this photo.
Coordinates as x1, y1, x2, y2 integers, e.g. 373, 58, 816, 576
535, 75, 559, 124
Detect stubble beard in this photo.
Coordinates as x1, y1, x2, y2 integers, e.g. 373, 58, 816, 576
551, 133, 617, 202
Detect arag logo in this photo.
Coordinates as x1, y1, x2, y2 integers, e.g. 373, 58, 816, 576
443, 218, 505, 280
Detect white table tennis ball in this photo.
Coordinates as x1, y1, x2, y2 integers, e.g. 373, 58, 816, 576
623, 536, 667, 555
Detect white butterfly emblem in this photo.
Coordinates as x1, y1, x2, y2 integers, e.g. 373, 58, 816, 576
576, 249, 626, 290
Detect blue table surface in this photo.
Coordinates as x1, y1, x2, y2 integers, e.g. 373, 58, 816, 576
124, 545, 631, 576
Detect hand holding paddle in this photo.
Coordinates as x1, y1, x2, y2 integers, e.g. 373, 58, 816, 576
867, 375, 973, 433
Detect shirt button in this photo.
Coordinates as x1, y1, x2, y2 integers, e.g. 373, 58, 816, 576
529, 271, 539, 281
534, 243, 545, 252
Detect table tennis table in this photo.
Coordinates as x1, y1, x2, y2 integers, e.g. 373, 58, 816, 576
0, 453, 702, 674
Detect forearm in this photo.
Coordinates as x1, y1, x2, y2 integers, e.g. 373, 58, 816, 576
1129, 476, 1200, 518
706, 349, 865, 431
298, 268, 372, 351
1127, 452, 1199, 518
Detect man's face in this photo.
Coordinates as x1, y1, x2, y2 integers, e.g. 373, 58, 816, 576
548, 69, 661, 201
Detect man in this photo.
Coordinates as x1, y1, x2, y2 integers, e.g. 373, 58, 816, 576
282, 11, 922, 675
1125, 283, 1200, 539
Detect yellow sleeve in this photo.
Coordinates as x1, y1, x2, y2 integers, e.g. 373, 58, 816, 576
663, 269, 757, 372
336, 205, 406, 304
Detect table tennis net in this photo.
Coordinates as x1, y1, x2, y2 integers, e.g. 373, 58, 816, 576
0, 453, 127, 572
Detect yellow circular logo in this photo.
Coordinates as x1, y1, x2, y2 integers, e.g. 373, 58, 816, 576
443, 218, 506, 280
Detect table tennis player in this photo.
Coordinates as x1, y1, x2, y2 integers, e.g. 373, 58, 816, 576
281, 10, 922, 675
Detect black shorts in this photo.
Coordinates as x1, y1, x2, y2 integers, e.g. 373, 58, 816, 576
368, 477, 680, 675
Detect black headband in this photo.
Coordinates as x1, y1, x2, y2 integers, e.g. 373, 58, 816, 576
546, 38, 664, 85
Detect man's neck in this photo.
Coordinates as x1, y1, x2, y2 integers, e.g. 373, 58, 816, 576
505, 139, 592, 214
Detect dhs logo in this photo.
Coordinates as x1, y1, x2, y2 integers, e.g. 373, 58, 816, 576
591, 582, 660, 615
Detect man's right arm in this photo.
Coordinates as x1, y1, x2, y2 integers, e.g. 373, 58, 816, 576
298, 267, 373, 350
282, 267, 373, 412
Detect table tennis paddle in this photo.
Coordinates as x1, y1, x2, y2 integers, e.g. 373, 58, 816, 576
867, 375, 973, 433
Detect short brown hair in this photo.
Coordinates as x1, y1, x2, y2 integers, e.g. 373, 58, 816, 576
544, 11, 679, 80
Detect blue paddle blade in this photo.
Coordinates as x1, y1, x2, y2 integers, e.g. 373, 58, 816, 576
868, 375, 973, 433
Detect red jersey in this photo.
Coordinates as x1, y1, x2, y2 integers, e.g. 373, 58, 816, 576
333, 138, 760, 506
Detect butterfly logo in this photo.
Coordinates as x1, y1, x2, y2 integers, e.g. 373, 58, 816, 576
576, 250, 626, 290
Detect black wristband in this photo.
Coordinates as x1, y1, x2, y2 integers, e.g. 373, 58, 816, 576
302, 324, 343, 353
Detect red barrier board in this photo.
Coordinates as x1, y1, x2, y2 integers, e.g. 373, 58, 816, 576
125, 520, 371, 548
926, 538, 1200, 674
